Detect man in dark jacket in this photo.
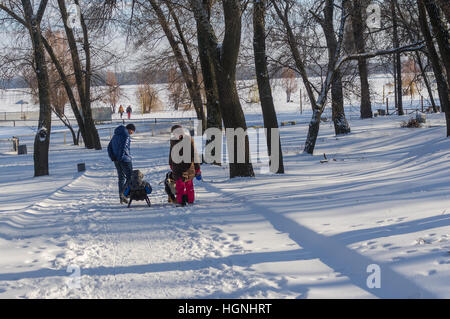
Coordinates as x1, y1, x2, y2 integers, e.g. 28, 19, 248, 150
108, 124, 136, 204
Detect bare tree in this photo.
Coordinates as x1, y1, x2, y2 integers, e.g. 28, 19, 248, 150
423, 0, 450, 87
390, 0, 404, 115
436, 0, 450, 23
105, 71, 121, 114
194, 0, 222, 132
271, 0, 350, 153
137, 82, 163, 113
168, 67, 191, 111
417, 0, 450, 136
394, 1, 438, 113
272, 0, 425, 154
146, 0, 206, 130
253, 0, 284, 174
22, 29, 81, 146
190, 0, 255, 178
281, 67, 298, 103
0, 0, 52, 176
349, 0, 372, 119
56, 0, 101, 150
311, 0, 351, 135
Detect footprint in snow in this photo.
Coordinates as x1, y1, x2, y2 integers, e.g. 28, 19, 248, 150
428, 270, 437, 276
415, 238, 431, 245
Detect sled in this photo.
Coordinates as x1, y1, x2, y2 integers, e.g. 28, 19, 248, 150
124, 170, 152, 208
127, 188, 152, 208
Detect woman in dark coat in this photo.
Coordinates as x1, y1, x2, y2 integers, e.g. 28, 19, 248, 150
169, 125, 201, 206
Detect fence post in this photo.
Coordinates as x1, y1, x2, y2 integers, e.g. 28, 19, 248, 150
299, 88, 303, 114
12, 137, 19, 152
386, 98, 389, 115
421, 96, 424, 113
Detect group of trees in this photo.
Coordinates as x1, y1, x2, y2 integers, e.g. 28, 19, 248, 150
125, 0, 450, 177
1, 0, 449, 179
0, 0, 123, 176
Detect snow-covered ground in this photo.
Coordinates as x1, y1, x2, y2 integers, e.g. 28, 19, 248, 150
0, 106, 449, 298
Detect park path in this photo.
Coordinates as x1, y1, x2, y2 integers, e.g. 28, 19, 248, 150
0, 134, 439, 298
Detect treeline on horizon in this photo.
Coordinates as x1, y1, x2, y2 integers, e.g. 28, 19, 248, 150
2, 60, 393, 89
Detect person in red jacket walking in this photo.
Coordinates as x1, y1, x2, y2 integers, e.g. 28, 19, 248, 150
126, 105, 132, 119
169, 125, 201, 206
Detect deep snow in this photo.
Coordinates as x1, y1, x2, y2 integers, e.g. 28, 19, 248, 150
0, 108, 449, 298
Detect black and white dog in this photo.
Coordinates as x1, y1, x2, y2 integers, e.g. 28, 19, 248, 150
164, 172, 177, 203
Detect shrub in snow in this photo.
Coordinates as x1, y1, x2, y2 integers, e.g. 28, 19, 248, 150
416, 113, 426, 124
401, 118, 422, 128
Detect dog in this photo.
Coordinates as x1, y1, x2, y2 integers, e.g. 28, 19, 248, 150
164, 171, 177, 203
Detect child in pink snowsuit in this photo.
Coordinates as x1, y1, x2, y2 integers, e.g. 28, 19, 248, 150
169, 125, 201, 206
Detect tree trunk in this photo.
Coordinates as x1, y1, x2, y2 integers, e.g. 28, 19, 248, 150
394, 1, 438, 113
77, 0, 101, 150
191, 0, 254, 178
391, 0, 404, 115
415, 51, 438, 113
418, 0, 450, 136
351, 0, 372, 119
323, 0, 351, 135
198, 27, 222, 132
57, 0, 101, 150
436, 0, 450, 23
331, 73, 351, 135
196, 0, 222, 165
304, 109, 322, 154
424, 0, 450, 87
303, 0, 348, 154
21, 0, 52, 177
253, 0, 284, 174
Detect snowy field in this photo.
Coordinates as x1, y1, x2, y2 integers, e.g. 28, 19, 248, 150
0, 73, 435, 116
0, 104, 449, 298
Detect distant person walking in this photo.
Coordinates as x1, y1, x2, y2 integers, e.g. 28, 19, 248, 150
107, 123, 136, 204
118, 105, 124, 119
126, 105, 132, 119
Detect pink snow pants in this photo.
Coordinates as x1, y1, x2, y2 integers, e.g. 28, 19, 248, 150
176, 178, 195, 204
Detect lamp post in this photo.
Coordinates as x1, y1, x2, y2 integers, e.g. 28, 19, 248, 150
15, 100, 29, 119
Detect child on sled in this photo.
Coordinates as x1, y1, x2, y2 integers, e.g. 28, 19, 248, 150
123, 170, 152, 207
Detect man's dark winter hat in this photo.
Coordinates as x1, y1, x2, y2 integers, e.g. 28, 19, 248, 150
126, 124, 136, 132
